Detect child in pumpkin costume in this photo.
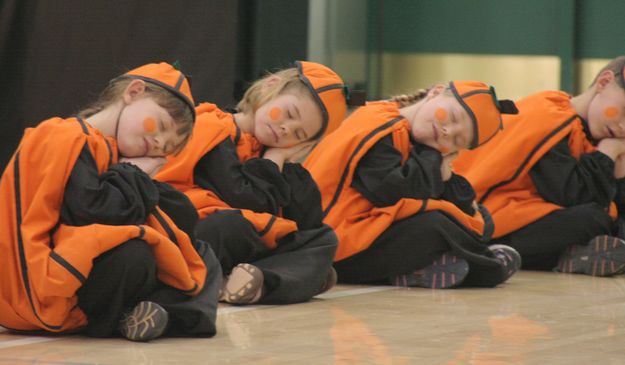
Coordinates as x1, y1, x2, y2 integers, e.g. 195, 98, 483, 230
156, 61, 354, 304
304, 81, 521, 288
454, 56, 625, 276
0, 63, 222, 342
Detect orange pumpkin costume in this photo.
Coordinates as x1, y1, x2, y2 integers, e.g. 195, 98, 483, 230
0, 63, 219, 336
305, 81, 518, 286
156, 61, 349, 304
454, 91, 617, 239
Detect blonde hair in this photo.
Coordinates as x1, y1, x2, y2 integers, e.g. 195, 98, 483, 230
236, 68, 311, 115
390, 83, 452, 107
590, 55, 625, 89
78, 78, 194, 151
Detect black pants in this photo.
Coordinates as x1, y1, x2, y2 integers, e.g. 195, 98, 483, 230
195, 210, 338, 304
492, 203, 614, 270
76, 184, 221, 338
334, 211, 507, 288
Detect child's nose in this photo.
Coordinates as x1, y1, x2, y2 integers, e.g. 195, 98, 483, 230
280, 123, 291, 135
153, 135, 165, 150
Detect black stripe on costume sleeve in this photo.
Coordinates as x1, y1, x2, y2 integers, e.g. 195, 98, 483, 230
479, 116, 578, 203
49, 251, 87, 284
323, 117, 404, 218
13, 152, 63, 330
258, 215, 277, 237
152, 209, 179, 245
75, 117, 90, 135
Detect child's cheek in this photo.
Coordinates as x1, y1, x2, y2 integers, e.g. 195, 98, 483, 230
435, 108, 448, 123
604, 106, 620, 120
269, 107, 282, 122
143, 117, 157, 133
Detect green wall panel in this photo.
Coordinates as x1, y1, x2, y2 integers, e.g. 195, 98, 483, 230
370, 0, 569, 56
576, 0, 625, 58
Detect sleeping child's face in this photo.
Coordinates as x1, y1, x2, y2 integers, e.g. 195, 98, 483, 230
252, 91, 323, 148
116, 96, 187, 158
587, 80, 625, 140
410, 94, 474, 154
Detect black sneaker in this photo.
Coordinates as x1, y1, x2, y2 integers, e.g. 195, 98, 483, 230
556, 235, 625, 276
390, 253, 469, 289
119, 301, 169, 342
489, 244, 522, 282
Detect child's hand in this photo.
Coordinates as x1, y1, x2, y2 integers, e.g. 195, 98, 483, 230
597, 138, 625, 161
263, 142, 316, 169
285, 142, 316, 163
440, 152, 458, 181
119, 156, 167, 177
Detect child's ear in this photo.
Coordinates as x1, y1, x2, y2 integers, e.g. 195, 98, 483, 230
123, 79, 147, 104
261, 75, 281, 92
426, 83, 447, 98
594, 70, 616, 93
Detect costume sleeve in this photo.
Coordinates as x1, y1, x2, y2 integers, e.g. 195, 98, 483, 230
192, 138, 290, 215
529, 137, 616, 208
60, 144, 159, 226
351, 135, 472, 207
281, 163, 323, 229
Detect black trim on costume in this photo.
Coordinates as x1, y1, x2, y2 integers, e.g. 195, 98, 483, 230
152, 209, 179, 245
258, 215, 277, 236
174, 73, 185, 90
478, 204, 494, 242
13, 152, 63, 330
418, 199, 429, 213
138, 225, 146, 239
295, 61, 330, 140
322, 117, 404, 218
103, 139, 113, 164
49, 251, 86, 284
115, 75, 195, 121
234, 121, 241, 145
479, 115, 578, 204
315, 83, 344, 93
459, 89, 491, 99
180, 283, 199, 295
75, 116, 90, 135
449, 82, 479, 148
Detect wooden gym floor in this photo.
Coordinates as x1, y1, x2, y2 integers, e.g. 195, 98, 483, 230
1, 271, 625, 364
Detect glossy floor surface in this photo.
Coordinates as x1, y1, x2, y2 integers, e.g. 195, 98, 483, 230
2, 271, 625, 364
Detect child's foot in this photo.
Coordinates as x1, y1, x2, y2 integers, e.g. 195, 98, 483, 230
556, 235, 625, 276
489, 244, 522, 281
390, 253, 469, 289
119, 301, 169, 342
316, 267, 338, 295
221, 263, 264, 304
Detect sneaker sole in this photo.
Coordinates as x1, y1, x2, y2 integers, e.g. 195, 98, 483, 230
394, 254, 469, 289
222, 264, 264, 304
120, 301, 168, 342
557, 235, 625, 277
489, 244, 522, 281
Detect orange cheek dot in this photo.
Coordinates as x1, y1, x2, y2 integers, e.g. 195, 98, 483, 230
434, 108, 448, 123
604, 106, 619, 119
143, 117, 157, 133
269, 107, 282, 121
438, 146, 450, 154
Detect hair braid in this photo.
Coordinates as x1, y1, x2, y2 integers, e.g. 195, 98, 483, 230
390, 88, 430, 107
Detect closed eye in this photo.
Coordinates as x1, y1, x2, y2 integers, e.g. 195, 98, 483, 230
295, 129, 304, 141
